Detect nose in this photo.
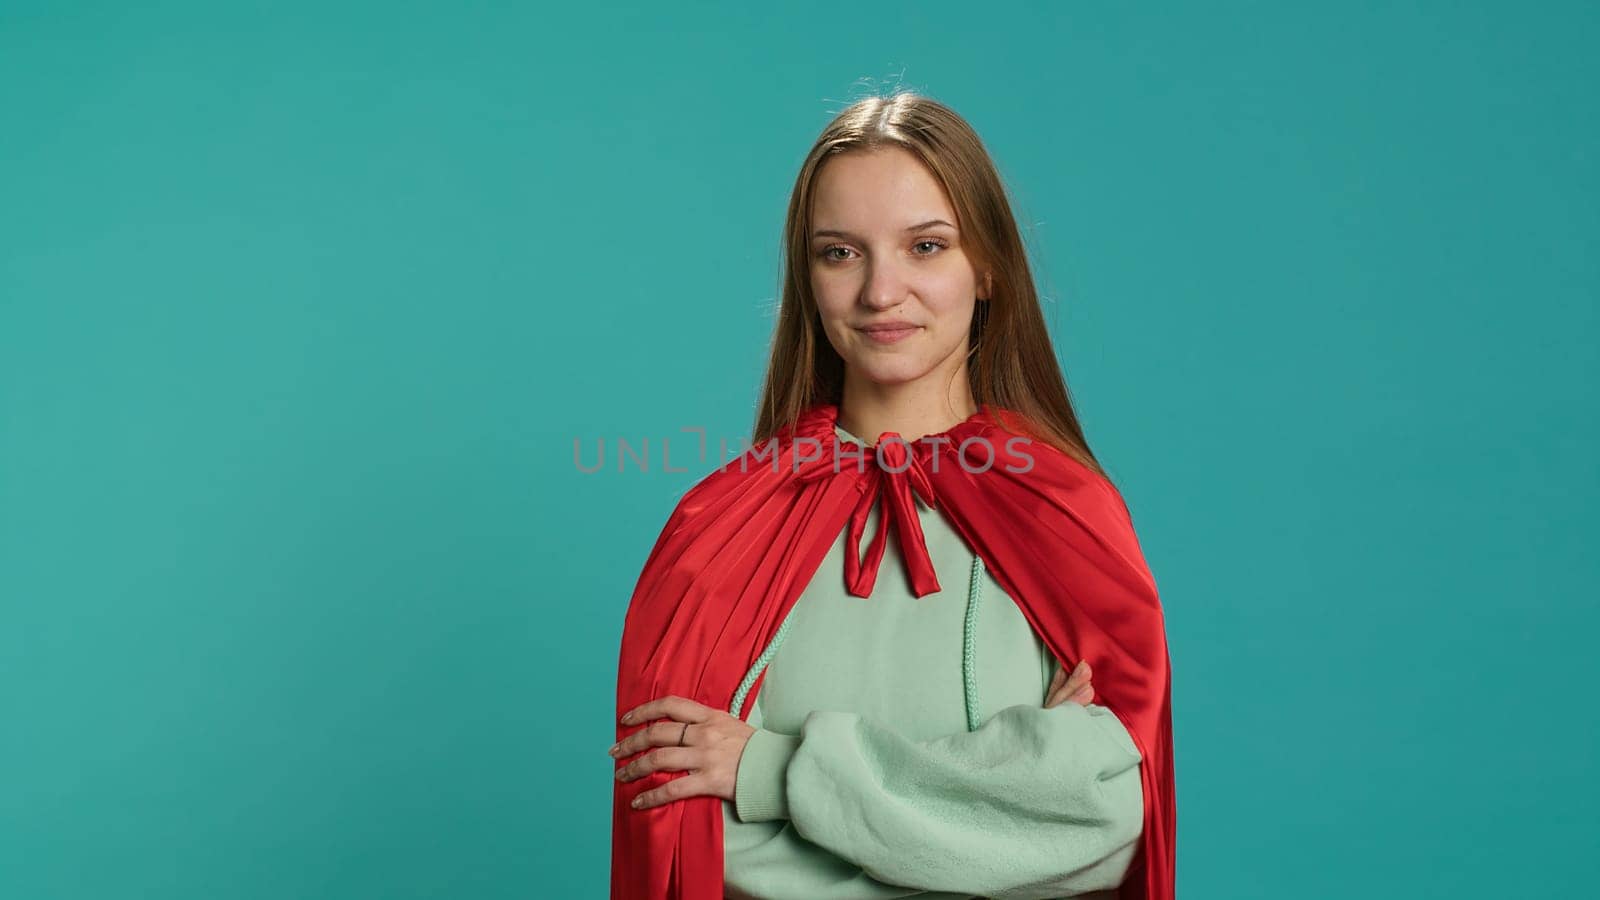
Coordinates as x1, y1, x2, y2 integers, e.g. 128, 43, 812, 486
859, 258, 911, 311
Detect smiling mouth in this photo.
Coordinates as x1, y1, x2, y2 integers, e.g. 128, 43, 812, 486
858, 324, 921, 344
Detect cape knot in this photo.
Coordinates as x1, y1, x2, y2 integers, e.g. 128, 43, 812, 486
798, 430, 944, 599
860, 433, 937, 510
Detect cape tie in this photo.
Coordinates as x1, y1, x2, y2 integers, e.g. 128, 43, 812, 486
795, 431, 943, 598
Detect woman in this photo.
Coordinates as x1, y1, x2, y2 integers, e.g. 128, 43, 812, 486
610, 92, 1175, 900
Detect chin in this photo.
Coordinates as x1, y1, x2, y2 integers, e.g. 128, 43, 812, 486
845, 357, 936, 387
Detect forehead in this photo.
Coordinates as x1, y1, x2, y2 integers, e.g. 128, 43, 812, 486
810, 147, 957, 231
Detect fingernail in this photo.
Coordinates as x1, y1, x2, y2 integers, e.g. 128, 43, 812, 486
607, 745, 618, 757
620, 712, 633, 724
1074, 661, 1087, 673
631, 796, 642, 808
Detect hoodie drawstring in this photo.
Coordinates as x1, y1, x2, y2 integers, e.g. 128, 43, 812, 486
963, 554, 984, 732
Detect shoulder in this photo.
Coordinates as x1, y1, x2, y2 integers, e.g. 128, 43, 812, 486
657, 409, 832, 524
972, 407, 1129, 500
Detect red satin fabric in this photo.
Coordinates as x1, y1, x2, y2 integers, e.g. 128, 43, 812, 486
796, 428, 942, 597
612, 402, 1176, 899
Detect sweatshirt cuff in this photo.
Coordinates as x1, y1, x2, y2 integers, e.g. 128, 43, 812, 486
733, 728, 801, 823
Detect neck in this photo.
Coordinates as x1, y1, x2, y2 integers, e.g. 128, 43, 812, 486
836, 368, 978, 446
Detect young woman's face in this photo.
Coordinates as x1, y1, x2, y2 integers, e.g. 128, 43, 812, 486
808, 147, 987, 391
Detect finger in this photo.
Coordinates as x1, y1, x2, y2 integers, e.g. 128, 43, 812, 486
1064, 668, 1094, 699
1053, 660, 1085, 695
1062, 670, 1085, 697
1045, 660, 1086, 705
1045, 677, 1095, 709
620, 695, 713, 727
613, 720, 691, 758
616, 747, 697, 783
631, 772, 712, 810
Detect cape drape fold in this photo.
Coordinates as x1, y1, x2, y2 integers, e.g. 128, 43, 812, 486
612, 402, 1176, 899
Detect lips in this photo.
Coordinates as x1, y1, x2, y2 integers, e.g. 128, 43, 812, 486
857, 322, 921, 344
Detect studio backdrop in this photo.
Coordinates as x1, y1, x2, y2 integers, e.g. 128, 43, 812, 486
2, 2, 1595, 898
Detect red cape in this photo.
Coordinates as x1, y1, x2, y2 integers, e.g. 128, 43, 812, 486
612, 402, 1175, 899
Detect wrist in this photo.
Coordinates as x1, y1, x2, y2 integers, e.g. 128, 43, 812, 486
732, 728, 800, 823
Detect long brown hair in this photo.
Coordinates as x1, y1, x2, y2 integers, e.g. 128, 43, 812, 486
751, 91, 1110, 479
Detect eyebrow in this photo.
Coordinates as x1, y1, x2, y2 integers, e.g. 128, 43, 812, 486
811, 219, 957, 240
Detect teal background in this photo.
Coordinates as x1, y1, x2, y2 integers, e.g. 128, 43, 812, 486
2, 2, 1595, 897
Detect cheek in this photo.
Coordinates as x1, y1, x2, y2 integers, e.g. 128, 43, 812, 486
920, 285, 975, 329
811, 277, 854, 326
810, 268, 850, 306
929, 316, 972, 357
809, 300, 852, 351
930, 270, 979, 319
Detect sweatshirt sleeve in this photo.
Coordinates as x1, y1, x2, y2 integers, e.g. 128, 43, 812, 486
730, 700, 1144, 900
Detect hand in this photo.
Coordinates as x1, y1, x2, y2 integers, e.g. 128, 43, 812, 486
1045, 659, 1095, 708
610, 695, 755, 810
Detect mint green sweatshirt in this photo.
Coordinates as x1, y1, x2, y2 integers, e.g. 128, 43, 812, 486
720, 423, 1146, 900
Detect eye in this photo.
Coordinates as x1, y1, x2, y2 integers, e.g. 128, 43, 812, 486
815, 239, 949, 263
